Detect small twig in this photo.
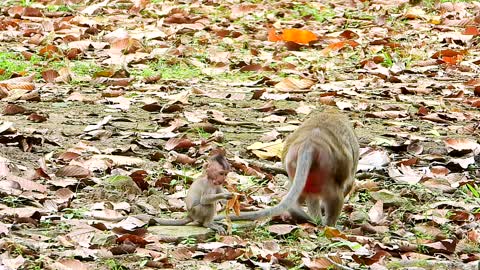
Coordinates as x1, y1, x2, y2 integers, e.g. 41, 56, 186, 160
325, 257, 354, 270
356, 172, 388, 181
209, 118, 259, 127
245, 185, 266, 197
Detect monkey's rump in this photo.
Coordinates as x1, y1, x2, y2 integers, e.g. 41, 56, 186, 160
282, 112, 359, 195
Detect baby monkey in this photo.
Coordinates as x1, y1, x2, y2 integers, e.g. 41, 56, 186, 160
217, 112, 359, 226
154, 152, 233, 234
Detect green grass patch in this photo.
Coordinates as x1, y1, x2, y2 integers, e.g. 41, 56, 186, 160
71, 61, 102, 77
0, 52, 35, 80
46, 4, 75, 12
132, 59, 202, 80
292, 4, 336, 22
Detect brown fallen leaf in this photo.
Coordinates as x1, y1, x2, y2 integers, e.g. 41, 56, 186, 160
226, 194, 241, 216
110, 243, 137, 255
167, 151, 197, 165
41, 69, 60, 83
274, 77, 315, 93
116, 234, 148, 248
267, 224, 297, 235
55, 165, 91, 178
27, 112, 48, 122
444, 138, 479, 152
50, 259, 89, 270
368, 200, 384, 224
3, 104, 26, 115
165, 137, 195, 151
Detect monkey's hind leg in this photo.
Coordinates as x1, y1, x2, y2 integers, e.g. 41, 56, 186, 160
322, 186, 344, 226
203, 221, 227, 235
191, 204, 227, 234
306, 196, 323, 224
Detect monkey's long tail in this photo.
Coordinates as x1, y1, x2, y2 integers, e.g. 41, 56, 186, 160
215, 142, 314, 221
151, 217, 192, 225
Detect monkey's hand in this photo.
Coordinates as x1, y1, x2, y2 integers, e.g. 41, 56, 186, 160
222, 192, 234, 200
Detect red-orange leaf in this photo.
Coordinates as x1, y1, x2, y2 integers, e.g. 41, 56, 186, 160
442, 55, 462, 65
116, 234, 148, 247
432, 49, 467, 59
281, 29, 317, 44
39, 44, 61, 58
463, 26, 480, 35
267, 28, 282, 42
321, 40, 359, 56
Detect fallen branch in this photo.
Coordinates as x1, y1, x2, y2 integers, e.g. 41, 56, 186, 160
245, 158, 286, 174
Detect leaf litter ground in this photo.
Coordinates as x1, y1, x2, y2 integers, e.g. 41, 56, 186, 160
0, 0, 479, 269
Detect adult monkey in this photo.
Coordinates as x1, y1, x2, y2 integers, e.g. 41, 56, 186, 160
217, 112, 359, 226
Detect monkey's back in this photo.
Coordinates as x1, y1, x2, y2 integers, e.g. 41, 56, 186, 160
282, 112, 359, 185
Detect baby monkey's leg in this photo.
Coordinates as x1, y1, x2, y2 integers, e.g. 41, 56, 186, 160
191, 204, 227, 234
203, 221, 227, 235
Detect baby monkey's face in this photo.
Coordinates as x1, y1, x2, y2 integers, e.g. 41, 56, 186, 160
207, 161, 229, 186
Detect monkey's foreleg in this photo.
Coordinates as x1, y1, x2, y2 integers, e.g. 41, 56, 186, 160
322, 186, 344, 226
200, 193, 232, 205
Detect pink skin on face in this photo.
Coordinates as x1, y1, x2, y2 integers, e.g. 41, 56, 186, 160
207, 162, 229, 185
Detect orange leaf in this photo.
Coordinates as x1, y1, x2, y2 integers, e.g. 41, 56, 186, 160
226, 194, 241, 216
39, 44, 61, 58
442, 55, 462, 65
471, 99, 480, 108
320, 40, 359, 56
267, 29, 282, 42
281, 29, 317, 44
233, 198, 241, 216
324, 227, 348, 239
339, 30, 359, 39
226, 196, 236, 209
432, 49, 466, 59
116, 234, 148, 247
463, 26, 480, 36
344, 40, 359, 47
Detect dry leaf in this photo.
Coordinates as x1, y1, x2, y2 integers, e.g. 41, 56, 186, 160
55, 165, 91, 178
247, 139, 283, 160
274, 78, 315, 93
